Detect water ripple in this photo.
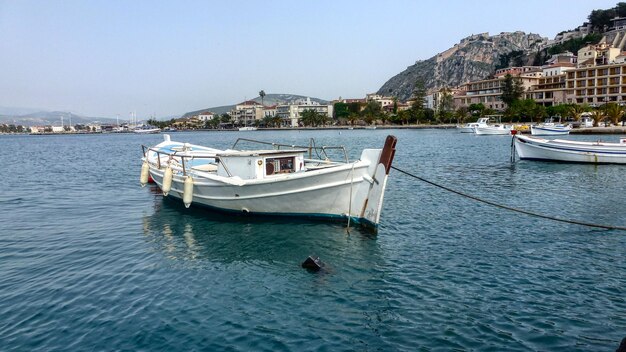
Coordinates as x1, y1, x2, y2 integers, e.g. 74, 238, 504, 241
0, 131, 625, 351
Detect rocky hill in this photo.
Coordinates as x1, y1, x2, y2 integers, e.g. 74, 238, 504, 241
0, 110, 115, 126
377, 31, 548, 100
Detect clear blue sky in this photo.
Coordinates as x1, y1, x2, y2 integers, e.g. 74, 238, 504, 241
0, 0, 619, 118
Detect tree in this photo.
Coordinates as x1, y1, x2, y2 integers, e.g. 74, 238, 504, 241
509, 99, 544, 123
409, 79, 427, 123
591, 110, 605, 127
333, 102, 349, 120
300, 109, 321, 127
468, 103, 486, 117
397, 110, 410, 125
546, 104, 570, 118
589, 8, 615, 31
437, 87, 454, 123
454, 106, 469, 124
347, 102, 363, 115
361, 100, 382, 125
272, 115, 282, 127
604, 103, 623, 125
566, 104, 591, 122
347, 113, 360, 126
501, 74, 524, 108
259, 90, 266, 106
205, 117, 220, 129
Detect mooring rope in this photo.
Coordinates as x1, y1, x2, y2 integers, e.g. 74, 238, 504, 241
391, 165, 626, 232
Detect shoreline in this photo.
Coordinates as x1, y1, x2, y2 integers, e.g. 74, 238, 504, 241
4, 124, 626, 135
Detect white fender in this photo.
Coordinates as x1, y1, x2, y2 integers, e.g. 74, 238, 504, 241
183, 175, 193, 208
162, 166, 173, 196
140, 161, 149, 187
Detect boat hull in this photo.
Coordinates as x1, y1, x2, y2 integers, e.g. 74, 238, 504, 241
149, 160, 384, 227
474, 126, 511, 135
457, 125, 476, 133
134, 128, 161, 134
514, 135, 626, 164
530, 125, 571, 136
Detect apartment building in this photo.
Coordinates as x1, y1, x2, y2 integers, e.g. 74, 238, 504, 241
197, 111, 215, 121
276, 98, 333, 127
230, 100, 264, 126
527, 63, 576, 106
454, 71, 541, 110
365, 93, 394, 109
565, 62, 626, 105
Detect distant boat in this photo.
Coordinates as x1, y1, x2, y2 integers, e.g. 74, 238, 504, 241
473, 116, 512, 135
238, 126, 258, 131
134, 125, 161, 134
514, 135, 626, 164
530, 117, 572, 136
457, 118, 488, 133
365, 125, 376, 130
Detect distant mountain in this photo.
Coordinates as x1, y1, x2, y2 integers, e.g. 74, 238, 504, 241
0, 106, 44, 116
377, 31, 548, 101
181, 93, 329, 118
0, 109, 117, 126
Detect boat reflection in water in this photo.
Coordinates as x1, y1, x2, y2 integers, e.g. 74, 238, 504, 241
141, 187, 384, 267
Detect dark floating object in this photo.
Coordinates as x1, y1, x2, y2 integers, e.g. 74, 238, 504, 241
617, 337, 626, 352
301, 256, 323, 271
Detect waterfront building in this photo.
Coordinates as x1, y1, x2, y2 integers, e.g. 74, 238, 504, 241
230, 100, 264, 126
454, 69, 541, 110
526, 63, 576, 106
197, 111, 215, 121
565, 62, 626, 105
276, 97, 333, 127
561, 41, 626, 105
365, 93, 394, 109
263, 105, 277, 118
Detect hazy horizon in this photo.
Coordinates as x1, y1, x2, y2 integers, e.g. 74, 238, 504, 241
0, 0, 618, 118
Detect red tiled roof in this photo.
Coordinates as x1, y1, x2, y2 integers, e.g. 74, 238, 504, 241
238, 100, 261, 106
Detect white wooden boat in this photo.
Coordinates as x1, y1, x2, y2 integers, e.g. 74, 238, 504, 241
514, 134, 626, 164
134, 125, 161, 134
238, 126, 257, 131
474, 124, 512, 135
530, 118, 571, 136
457, 118, 488, 133
140, 134, 397, 231
457, 122, 479, 133
472, 116, 512, 135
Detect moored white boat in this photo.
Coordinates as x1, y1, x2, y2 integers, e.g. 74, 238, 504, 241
530, 118, 572, 136
457, 123, 479, 133
238, 126, 257, 131
513, 134, 626, 164
140, 134, 398, 231
134, 125, 161, 134
457, 118, 488, 133
472, 116, 512, 135
474, 124, 512, 135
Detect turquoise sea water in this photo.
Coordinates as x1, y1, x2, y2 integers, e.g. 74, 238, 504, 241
1, 129, 625, 351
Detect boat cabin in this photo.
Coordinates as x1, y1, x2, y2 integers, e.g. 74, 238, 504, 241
216, 149, 307, 180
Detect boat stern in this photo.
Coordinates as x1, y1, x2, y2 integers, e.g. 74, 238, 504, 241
357, 135, 397, 231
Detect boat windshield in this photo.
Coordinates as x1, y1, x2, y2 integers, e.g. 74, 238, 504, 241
232, 138, 349, 163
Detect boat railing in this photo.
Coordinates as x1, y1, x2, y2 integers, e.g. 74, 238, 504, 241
141, 145, 233, 177
231, 138, 349, 163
